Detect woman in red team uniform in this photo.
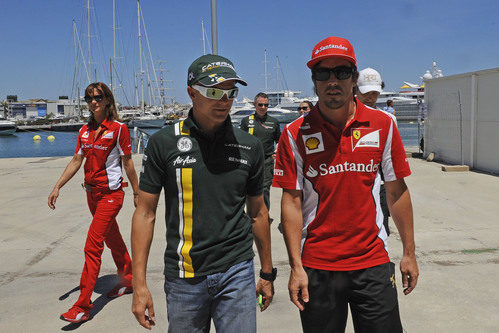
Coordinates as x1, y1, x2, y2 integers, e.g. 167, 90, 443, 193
48, 82, 139, 323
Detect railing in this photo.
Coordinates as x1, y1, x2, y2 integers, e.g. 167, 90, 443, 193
132, 127, 152, 154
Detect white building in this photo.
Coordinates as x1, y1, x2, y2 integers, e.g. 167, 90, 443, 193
424, 67, 499, 174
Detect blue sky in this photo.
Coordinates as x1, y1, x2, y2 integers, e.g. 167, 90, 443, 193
1, 0, 498, 104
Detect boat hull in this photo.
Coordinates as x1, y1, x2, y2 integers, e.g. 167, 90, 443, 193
0, 127, 17, 135
127, 118, 166, 128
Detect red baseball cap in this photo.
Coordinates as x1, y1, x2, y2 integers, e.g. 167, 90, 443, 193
307, 36, 357, 69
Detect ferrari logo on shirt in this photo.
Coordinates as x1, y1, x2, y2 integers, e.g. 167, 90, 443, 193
302, 133, 324, 154
82, 131, 89, 138
102, 131, 114, 139
351, 128, 380, 151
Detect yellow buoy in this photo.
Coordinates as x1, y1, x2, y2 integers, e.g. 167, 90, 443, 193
33, 135, 41, 141
47, 135, 55, 141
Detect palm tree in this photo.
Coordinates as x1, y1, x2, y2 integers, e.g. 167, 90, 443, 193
1, 100, 8, 118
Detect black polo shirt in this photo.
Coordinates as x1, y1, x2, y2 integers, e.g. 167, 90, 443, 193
139, 109, 265, 278
240, 113, 281, 158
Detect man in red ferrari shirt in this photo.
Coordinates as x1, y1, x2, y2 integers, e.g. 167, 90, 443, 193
273, 37, 419, 332
48, 82, 139, 323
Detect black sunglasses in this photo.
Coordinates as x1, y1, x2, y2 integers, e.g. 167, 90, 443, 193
257, 103, 269, 107
298, 106, 310, 111
84, 94, 104, 103
312, 66, 354, 81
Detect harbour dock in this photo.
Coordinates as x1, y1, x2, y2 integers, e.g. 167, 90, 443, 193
0, 154, 498, 332
17, 122, 87, 132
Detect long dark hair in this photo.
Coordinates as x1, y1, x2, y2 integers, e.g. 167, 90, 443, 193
85, 82, 121, 126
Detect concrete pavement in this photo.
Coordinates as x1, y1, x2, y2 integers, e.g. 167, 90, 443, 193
0, 155, 498, 332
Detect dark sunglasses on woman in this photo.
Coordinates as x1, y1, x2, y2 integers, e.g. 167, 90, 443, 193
84, 95, 104, 103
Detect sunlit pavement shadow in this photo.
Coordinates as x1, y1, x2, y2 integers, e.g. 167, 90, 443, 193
60, 274, 123, 331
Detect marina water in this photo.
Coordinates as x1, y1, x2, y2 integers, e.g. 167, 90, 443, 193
0, 122, 422, 158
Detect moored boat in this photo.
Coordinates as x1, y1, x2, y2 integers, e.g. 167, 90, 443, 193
0, 118, 17, 135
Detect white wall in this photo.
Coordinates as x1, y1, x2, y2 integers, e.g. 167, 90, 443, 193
425, 68, 499, 174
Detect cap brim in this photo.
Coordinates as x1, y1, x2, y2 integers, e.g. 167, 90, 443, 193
197, 76, 247, 87
307, 54, 357, 69
358, 85, 382, 94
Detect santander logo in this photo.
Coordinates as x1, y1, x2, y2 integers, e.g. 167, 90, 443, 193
306, 165, 319, 178
306, 159, 380, 178
315, 44, 348, 55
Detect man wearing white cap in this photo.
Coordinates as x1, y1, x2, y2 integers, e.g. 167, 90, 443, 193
356, 67, 397, 125
273, 37, 418, 332
357, 67, 397, 236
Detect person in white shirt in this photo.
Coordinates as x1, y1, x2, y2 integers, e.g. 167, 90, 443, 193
356, 67, 397, 235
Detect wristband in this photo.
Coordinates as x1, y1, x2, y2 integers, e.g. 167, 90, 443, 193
259, 268, 277, 282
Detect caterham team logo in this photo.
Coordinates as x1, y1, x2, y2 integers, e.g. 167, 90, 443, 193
302, 133, 324, 154
177, 137, 193, 152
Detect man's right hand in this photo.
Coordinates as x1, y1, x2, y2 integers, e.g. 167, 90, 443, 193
132, 286, 156, 330
48, 188, 59, 210
288, 266, 309, 311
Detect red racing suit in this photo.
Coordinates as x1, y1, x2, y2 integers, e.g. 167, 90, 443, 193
73, 119, 133, 310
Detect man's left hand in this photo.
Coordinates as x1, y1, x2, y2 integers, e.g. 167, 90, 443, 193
256, 278, 274, 311
400, 254, 419, 295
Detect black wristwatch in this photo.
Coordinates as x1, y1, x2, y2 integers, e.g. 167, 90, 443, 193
259, 268, 277, 282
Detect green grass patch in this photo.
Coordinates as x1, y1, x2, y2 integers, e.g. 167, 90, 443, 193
461, 248, 498, 254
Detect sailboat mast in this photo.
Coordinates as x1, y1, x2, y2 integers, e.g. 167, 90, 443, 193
110, 58, 113, 94
201, 20, 206, 55
112, 0, 116, 94
210, 0, 218, 55
73, 20, 80, 118
137, 0, 145, 114
264, 49, 269, 90
87, 0, 92, 82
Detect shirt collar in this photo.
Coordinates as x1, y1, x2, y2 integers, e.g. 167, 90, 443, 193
308, 97, 368, 133
100, 118, 111, 129
183, 108, 233, 140
254, 112, 267, 121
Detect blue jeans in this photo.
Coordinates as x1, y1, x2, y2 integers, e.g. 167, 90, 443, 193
164, 259, 256, 333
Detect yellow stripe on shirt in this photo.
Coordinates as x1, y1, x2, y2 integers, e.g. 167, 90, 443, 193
180, 168, 194, 277
249, 115, 254, 135
179, 120, 190, 135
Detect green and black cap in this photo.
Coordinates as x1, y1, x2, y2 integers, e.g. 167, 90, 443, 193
187, 54, 247, 87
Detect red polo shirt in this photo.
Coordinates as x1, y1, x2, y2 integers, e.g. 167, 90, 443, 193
273, 100, 411, 271
75, 119, 132, 190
